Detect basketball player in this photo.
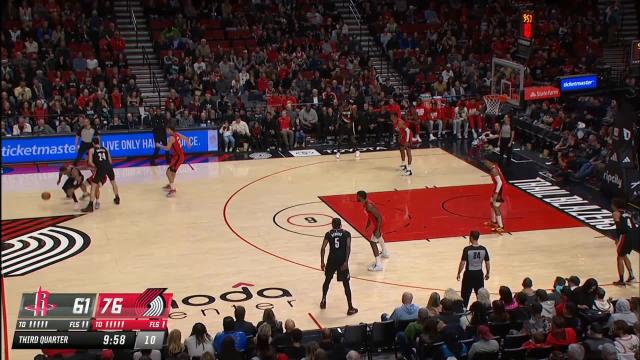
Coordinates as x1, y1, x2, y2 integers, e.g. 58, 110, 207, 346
397, 118, 413, 176
320, 218, 358, 315
612, 198, 637, 286
57, 165, 89, 209
482, 159, 506, 232
336, 103, 360, 160
155, 125, 192, 197
356, 190, 390, 271
456, 230, 490, 308
82, 138, 121, 212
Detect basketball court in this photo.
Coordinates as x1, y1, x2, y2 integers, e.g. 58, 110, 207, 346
2, 149, 638, 360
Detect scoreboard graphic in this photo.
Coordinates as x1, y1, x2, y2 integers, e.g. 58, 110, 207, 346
12, 287, 172, 350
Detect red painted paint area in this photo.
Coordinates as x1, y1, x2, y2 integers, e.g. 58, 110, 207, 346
319, 184, 584, 241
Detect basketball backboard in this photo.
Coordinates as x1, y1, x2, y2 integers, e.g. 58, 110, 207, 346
491, 57, 526, 108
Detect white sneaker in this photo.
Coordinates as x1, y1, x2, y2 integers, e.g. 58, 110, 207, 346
472, 130, 478, 139
381, 251, 391, 259
429, 134, 436, 141
400, 165, 407, 171
355, 150, 360, 159
402, 169, 413, 176
73, 203, 80, 210
95, 201, 101, 209
415, 135, 422, 143
336, 152, 341, 159
368, 263, 384, 271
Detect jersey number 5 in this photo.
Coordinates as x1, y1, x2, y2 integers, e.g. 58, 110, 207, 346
334, 238, 340, 248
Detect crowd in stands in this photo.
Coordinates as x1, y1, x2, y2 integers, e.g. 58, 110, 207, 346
40, 276, 639, 360
1, 0, 141, 137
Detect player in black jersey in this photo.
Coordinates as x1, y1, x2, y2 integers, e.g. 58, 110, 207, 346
612, 199, 637, 286
82, 138, 121, 212
320, 218, 358, 315
456, 230, 491, 307
57, 165, 89, 210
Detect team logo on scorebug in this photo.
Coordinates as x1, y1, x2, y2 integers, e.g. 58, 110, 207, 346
23, 287, 58, 317
135, 288, 169, 317
1, 215, 91, 277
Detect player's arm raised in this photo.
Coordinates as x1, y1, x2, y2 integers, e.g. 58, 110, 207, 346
342, 234, 351, 270
320, 236, 329, 271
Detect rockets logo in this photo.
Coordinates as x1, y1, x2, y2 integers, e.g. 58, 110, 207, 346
23, 287, 58, 317
1, 215, 91, 277
135, 288, 168, 317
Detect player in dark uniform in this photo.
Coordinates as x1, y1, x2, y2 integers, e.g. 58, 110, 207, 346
456, 230, 491, 308
57, 165, 89, 209
320, 218, 358, 315
82, 138, 121, 212
612, 199, 637, 286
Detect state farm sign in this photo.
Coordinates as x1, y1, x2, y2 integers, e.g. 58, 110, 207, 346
524, 86, 561, 101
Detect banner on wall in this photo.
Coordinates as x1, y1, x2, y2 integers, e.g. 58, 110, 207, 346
1, 129, 218, 164
523, 86, 560, 100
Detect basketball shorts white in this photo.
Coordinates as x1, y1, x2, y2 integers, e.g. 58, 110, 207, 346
370, 234, 384, 243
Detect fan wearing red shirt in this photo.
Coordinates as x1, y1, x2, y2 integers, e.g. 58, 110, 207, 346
386, 99, 402, 119
155, 125, 192, 197
545, 316, 578, 349
278, 110, 294, 150
467, 98, 484, 139
394, 114, 413, 176
406, 106, 422, 143
416, 98, 435, 141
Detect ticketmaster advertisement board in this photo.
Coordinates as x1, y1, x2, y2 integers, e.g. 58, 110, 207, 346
1, 129, 218, 164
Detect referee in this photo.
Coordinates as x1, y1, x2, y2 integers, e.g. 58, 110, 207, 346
456, 230, 491, 308
320, 218, 358, 315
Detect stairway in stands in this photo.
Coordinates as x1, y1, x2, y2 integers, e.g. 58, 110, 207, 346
332, 0, 409, 98
113, 0, 169, 109
598, 0, 639, 83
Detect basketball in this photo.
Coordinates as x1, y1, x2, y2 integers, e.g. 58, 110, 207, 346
41, 192, 51, 200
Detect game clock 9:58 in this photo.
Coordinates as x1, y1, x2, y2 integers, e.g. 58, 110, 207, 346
101, 332, 134, 347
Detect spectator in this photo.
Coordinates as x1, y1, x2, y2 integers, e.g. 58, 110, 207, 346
440, 327, 468, 359
165, 329, 186, 359
549, 277, 566, 304
592, 287, 612, 314
612, 320, 639, 359
230, 117, 250, 152
476, 288, 491, 311
607, 299, 639, 330
523, 303, 551, 335
404, 307, 428, 346
12, 116, 32, 135
299, 104, 319, 133
234, 305, 256, 336
499, 286, 517, 311
220, 121, 235, 152
33, 118, 55, 135
72, 52, 87, 72
519, 278, 537, 305
600, 343, 618, 360
567, 344, 585, 360
536, 289, 556, 318
583, 323, 613, 360
318, 328, 334, 354
383, 292, 419, 321
489, 300, 510, 323
219, 337, 243, 360
278, 110, 294, 150
57, 120, 72, 134
468, 325, 499, 359
345, 351, 360, 360
467, 301, 489, 330
562, 302, 582, 334
571, 278, 598, 311
302, 342, 320, 360
254, 330, 275, 360
545, 316, 578, 349
523, 332, 549, 351
443, 288, 465, 314
510, 292, 532, 327
285, 329, 305, 360
425, 292, 441, 318
133, 349, 161, 360
257, 309, 283, 336
214, 316, 248, 353
185, 322, 214, 358
567, 276, 580, 291
272, 319, 296, 348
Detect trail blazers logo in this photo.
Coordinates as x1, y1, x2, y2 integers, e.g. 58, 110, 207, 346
135, 288, 168, 317
1, 215, 91, 277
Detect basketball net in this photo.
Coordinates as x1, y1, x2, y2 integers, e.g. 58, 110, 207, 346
483, 94, 507, 116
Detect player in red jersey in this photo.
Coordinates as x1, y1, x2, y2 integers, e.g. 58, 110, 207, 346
482, 159, 506, 232
397, 118, 413, 176
356, 190, 390, 271
467, 97, 485, 139
155, 125, 192, 197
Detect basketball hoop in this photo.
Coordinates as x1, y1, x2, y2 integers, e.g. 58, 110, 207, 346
483, 94, 508, 116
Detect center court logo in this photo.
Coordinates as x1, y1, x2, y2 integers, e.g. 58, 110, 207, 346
23, 287, 58, 316
169, 283, 295, 319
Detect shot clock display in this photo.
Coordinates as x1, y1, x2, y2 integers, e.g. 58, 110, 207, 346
520, 10, 534, 42
631, 40, 640, 66
12, 287, 172, 350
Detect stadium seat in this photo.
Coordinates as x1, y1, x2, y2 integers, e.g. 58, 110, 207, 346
527, 346, 553, 359
488, 322, 511, 339
501, 347, 527, 360
301, 329, 322, 345
502, 333, 529, 349
368, 321, 396, 360
342, 324, 368, 353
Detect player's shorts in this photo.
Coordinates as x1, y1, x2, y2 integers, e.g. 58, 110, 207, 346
168, 153, 185, 172
369, 233, 384, 244
91, 167, 115, 184
617, 235, 634, 257
62, 176, 84, 192
325, 260, 350, 282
